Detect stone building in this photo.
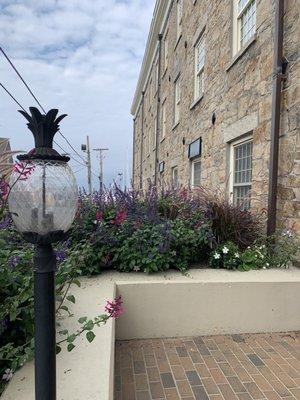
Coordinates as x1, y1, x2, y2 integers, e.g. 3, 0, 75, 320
131, 0, 299, 234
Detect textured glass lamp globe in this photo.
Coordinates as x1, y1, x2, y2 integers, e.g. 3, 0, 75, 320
8, 160, 78, 235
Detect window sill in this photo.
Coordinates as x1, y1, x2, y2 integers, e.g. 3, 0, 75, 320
226, 35, 257, 72
174, 34, 182, 51
190, 95, 204, 110
172, 121, 180, 131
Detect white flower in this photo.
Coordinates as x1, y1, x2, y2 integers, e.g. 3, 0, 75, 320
2, 369, 13, 382
93, 220, 98, 225
263, 266, 267, 270
234, 253, 240, 258
282, 229, 293, 238
133, 266, 140, 272
266, 263, 270, 267
222, 246, 229, 254
214, 253, 221, 259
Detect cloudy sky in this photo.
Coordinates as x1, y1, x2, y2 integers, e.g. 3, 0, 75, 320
0, 0, 154, 188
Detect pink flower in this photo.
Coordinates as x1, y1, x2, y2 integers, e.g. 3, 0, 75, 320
105, 296, 124, 318
13, 162, 35, 181
96, 210, 103, 221
112, 210, 127, 225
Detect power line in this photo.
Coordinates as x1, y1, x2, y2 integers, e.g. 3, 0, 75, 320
0, 46, 46, 113
0, 80, 88, 170
0, 46, 87, 165
0, 82, 26, 112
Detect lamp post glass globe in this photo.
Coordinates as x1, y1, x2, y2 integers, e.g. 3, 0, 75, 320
8, 160, 77, 235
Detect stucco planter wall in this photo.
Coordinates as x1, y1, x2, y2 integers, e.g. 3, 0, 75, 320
2, 268, 300, 400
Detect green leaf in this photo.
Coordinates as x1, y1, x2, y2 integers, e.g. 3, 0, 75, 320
72, 279, 81, 287
67, 334, 76, 343
86, 331, 96, 343
60, 305, 69, 312
67, 343, 75, 352
84, 320, 94, 331
78, 316, 87, 324
56, 345, 62, 354
66, 295, 75, 304
59, 329, 68, 335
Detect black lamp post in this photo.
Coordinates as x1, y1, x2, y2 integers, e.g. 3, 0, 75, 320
8, 107, 78, 400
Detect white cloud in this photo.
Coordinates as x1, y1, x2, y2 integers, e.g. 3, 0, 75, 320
0, 0, 154, 187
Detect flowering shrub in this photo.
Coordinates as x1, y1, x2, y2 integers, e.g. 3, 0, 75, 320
0, 178, 298, 393
209, 232, 297, 271
209, 241, 268, 271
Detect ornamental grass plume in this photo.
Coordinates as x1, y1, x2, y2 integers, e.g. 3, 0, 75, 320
105, 296, 124, 318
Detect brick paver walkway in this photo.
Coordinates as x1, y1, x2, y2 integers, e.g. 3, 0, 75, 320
115, 332, 300, 400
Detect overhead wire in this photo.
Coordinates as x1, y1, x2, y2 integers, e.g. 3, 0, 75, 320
0, 46, 88, 165
0, 80, 88, 169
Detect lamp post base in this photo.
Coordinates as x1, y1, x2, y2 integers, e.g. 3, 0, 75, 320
34, 244, 57, 400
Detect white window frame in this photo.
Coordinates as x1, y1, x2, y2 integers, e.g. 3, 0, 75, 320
172, 166, 179, 188
177, 0, 183, 39
232, 0, 256, 55
191, 158, 201, 188
229, 135, 253, 210
174, 77, 181, 125
161, 100, 167, 140
194, 34, 205, 100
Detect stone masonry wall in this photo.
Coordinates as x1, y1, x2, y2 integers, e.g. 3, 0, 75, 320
133, 0, 300, 235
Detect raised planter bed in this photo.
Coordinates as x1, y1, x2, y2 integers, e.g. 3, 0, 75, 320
2, 268, 300, 400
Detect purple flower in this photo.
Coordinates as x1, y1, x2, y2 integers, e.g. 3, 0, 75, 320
55, 250, 67, 264
7, 255, 21, 268
0, 318, 8, 333
0, 216, 11, 229
0, 179, 9, 198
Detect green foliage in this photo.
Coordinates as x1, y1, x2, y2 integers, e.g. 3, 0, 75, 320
112, 218, 210, 273
1, 184, 298, 394
209, 233, 298, 271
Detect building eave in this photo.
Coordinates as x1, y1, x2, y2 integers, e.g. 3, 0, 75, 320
130, 0, 172, 117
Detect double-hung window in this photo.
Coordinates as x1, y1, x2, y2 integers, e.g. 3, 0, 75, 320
191, 159, 201, 187
177, 0, 183, 40
233, 0, 256, 54
194, 34, 205, 100
174, 77, 181, 125
230, 138, 253, 210
172, 166, 179, 188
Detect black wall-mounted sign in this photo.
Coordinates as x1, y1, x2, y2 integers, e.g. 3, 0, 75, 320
159, 161, 165, 173
188, 137, 202, 159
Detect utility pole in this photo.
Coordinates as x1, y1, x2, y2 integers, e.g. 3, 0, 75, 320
81, 136, 92, 195
93, 148, 109, 192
